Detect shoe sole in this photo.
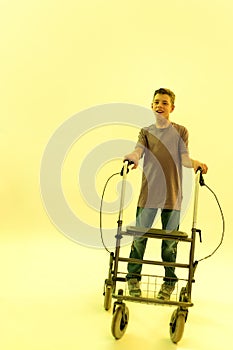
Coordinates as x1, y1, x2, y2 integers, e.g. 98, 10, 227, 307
129, 290, 141, 297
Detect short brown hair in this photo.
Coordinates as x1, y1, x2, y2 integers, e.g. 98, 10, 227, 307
153, 88, 175, 106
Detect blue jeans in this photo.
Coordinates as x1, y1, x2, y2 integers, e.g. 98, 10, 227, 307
127, 207, 180, 285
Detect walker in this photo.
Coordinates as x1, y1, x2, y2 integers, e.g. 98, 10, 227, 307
102, 161, 224, 343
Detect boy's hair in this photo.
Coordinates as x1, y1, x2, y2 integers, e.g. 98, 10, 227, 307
153, 88, 175, 106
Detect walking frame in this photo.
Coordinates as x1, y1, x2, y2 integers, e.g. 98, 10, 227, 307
102, 160, 210, 343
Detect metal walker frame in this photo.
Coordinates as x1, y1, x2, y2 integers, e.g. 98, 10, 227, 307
103, 161, 204, 343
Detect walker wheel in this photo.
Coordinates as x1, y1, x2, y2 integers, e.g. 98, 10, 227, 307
169, 308, 185, 344
104, 283, 112, 311
111, 305, 129, 340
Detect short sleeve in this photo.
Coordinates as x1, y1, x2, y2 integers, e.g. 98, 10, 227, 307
135, 128, 148, 153
179, 127, 189, 154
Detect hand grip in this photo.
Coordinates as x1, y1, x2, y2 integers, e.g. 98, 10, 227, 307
120, 160, 134, 176
196, 167, 205, 186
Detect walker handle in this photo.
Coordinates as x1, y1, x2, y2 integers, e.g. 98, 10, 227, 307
196, 167, 205, 186
120, 160, 134, 176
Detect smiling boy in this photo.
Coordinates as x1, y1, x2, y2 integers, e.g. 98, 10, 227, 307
125, 88, 208, 300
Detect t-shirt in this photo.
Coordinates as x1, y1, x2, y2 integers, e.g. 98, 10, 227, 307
136, 122, 189, 210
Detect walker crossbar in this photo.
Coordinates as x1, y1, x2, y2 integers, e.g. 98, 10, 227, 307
118, 257, 190, 269
113, 295, 193, 308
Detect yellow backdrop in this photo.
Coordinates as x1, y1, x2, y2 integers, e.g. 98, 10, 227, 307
0, 1, 233, 349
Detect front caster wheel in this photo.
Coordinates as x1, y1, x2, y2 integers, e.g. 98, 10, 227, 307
111, 305, 129, 340
169, 309, 185, 344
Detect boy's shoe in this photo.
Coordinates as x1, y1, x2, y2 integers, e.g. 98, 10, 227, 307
157, 283, 175, 301
127, 278, 141, 297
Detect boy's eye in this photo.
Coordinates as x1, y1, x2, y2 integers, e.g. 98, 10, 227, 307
153, 101, 168, 105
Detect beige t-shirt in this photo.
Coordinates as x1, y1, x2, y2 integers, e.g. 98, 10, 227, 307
136, 122, 189, 210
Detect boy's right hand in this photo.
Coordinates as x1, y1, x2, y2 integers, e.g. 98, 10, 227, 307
123, 152, 139, 169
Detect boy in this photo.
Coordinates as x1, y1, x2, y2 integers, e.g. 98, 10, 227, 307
124, 88, 208, 300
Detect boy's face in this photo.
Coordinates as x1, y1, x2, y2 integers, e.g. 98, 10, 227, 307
151, 93, 175, 120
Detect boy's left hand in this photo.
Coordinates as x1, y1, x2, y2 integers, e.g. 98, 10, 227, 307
193, 160, 208, 174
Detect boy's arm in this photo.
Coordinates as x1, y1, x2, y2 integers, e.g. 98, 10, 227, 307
182, 153, 208, 174
124, 147, 144, 169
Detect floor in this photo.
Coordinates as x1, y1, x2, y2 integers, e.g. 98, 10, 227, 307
0, 230, 232, 350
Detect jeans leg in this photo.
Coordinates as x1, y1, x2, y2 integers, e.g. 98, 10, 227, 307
127, 207, 158, 280
161, 209, 180, 285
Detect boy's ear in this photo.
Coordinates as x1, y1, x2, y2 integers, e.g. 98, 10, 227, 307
171, 105, 175, 112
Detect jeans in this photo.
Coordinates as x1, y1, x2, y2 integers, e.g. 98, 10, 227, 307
127, 207, 180, 285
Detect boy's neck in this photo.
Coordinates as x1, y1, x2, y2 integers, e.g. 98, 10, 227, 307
155, 117, 171, 129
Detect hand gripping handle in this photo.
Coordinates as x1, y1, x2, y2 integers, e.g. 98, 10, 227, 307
120, 160, 134, 176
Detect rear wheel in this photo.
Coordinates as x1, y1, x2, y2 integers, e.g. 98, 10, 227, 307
111, 305, 129, 340
169, 309, 185, 344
